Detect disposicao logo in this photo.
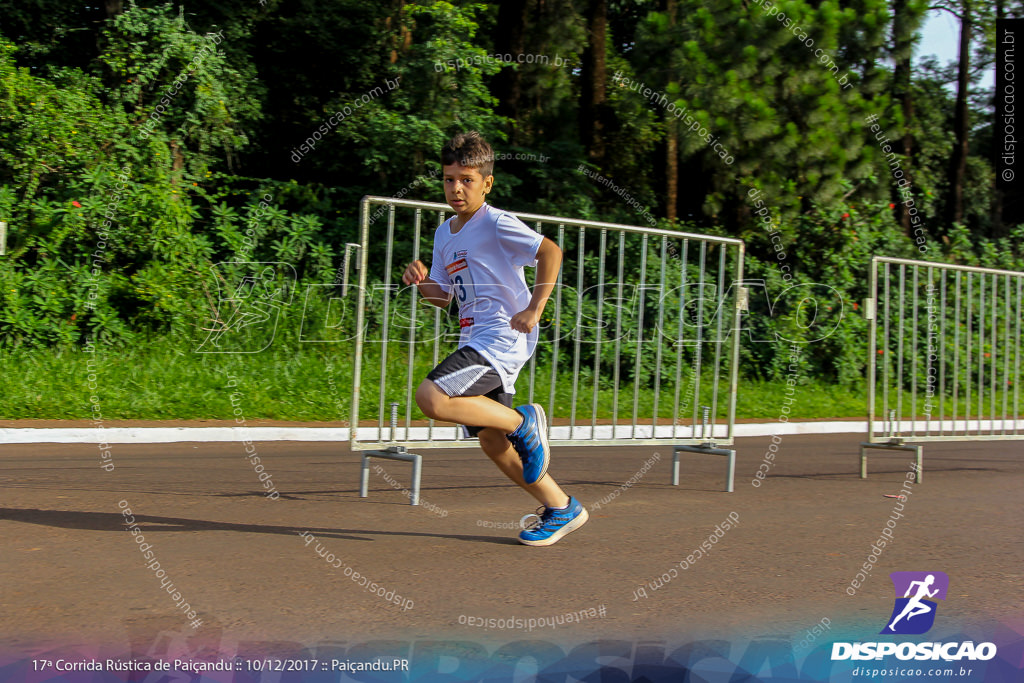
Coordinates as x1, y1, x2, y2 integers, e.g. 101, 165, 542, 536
881, 571, 948, 635
831, 571, 997, 662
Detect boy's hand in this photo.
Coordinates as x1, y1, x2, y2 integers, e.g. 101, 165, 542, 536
402, 260, 429, 285
510, 307, 541, 333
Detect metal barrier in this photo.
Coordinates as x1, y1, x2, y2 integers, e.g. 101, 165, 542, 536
861, 256, 1024, 481
349, 197, 746, 502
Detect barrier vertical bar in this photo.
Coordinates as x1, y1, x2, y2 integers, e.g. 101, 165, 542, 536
672, 239, 689, 439
882, 261, 891, 438
351, 198, 372, 444
990, 273, 998, 434
612, 231, 626, 430
953, 272, 961, 435
709, 245, 727, 436
866, 259, 878, 442
924, 266, 933, 435
896, 264, 906, 436
591, 229, 607, 434
631, 235, 649, 438
547, 225, 565, 427
377, 207, 396, 438
728, 242, 745, 442
652, 237, 668, 431
939, 269, 947, 435
570, 227, 585, 439
404, 208, 422, 438
1001, 275, 1011, 433
428, 211, 446, 442
692, 241, 707, 432
978, 274, 986, 431
526, 221, 543, 406
967, 273, 974, 434
911, 265, 919, 435
1011, 278, 1019, 438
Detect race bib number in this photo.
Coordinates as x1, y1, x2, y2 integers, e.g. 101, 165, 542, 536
445, 258, 475, 308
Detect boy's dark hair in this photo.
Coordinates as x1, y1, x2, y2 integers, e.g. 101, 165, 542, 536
441, 131, 494, 178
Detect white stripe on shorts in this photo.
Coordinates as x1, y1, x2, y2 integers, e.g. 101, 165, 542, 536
433, 364, 491, 397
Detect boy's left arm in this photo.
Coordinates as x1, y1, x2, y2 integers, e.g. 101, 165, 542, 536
510, 237, 562, 333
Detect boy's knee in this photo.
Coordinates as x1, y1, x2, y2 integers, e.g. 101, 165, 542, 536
415, 380, 445, 417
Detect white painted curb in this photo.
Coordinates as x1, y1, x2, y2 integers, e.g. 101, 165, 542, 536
0, 421, 870, 444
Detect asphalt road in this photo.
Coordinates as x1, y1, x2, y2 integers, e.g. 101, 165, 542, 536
1, 433, 1021, 658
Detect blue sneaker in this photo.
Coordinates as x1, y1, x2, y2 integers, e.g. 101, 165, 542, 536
507, 403, 550, 485
518, 497, 589, 546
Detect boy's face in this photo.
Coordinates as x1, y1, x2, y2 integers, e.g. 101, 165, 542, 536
443, 163, 493, 217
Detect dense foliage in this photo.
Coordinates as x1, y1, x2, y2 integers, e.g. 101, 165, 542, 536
0, 0, 1021, 392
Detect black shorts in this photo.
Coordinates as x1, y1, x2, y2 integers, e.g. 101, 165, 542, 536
426, 346, 513, 438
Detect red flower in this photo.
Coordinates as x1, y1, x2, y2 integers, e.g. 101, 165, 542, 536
842, 213, 849, 219
72, 200, 82, 208
70, 313, 77, 321
888, 203, 895, 209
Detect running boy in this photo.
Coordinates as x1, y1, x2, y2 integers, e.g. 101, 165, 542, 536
401, 131, 588, 546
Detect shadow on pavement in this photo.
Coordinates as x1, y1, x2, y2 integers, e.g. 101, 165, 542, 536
0, 507, 516, 545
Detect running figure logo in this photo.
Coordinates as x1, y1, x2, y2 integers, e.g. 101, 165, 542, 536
881, 571, 949, 635
195, 262, 295, 353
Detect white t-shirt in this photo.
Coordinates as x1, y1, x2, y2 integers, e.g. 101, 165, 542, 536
429, 202, 544, 393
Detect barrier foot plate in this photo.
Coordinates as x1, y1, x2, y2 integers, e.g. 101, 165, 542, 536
672, 444, 736, 492
358, 446, 423, 505
858, 442, 923, 484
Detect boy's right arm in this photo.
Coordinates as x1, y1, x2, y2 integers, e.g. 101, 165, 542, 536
402, 260, 452, 308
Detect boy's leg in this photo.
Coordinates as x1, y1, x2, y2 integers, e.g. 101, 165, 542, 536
477, 428, 569, 509
416, 380, 521, 433
419, 346, 550, 484
478, 426, 588, 546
